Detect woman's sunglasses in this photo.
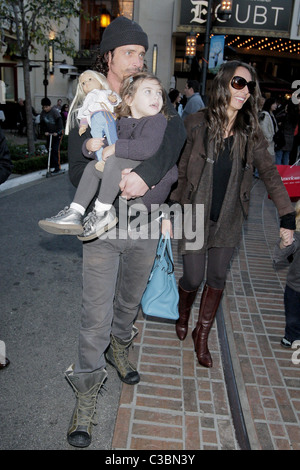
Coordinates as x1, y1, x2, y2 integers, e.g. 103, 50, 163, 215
231, 76, 256, 95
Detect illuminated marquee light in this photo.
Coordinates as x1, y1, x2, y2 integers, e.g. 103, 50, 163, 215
220, 1, 232, 10
219, 0, 233, 20
185, 34, 197, 58
227, 36, 300, 54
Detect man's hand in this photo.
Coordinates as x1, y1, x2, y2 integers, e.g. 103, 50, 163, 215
119, 169, 150, 199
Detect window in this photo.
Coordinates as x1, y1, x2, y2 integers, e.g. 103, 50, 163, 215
0, 64, 17, 102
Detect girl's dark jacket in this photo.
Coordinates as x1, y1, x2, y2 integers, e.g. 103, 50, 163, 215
170, 110, 295, 254
68, 100, 186, 193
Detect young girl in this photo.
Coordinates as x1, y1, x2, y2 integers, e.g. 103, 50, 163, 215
39, 72, 177, 241
65, 69, 120, 164
273, 200, 300, 348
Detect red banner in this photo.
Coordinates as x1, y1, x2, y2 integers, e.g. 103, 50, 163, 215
276, 164, 300, 199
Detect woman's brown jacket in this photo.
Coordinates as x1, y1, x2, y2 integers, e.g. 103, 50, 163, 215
170, 110, 294, 254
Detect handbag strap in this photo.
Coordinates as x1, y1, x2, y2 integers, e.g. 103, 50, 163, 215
157, 232, 171, 257
157, 232, 175, 274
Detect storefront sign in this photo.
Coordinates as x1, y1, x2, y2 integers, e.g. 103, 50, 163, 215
180, 0, 293, 32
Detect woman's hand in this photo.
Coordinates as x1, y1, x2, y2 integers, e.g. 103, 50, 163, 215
279, 228, 294, 248
86, 138, 104, 153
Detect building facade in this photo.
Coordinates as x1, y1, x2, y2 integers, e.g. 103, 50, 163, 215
0, 0, 299, 126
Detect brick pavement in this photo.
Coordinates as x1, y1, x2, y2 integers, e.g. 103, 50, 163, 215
112, 178, 300, 451
112, 301, 239, 450
112, 237, 239, 450
225, 179, 300, 450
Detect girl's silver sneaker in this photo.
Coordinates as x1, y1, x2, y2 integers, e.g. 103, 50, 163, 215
38, 206, 83, 235
77, 209, 118, 241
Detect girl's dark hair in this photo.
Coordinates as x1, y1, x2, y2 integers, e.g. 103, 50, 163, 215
116, 72, 168, 119
207, 60, 262, 156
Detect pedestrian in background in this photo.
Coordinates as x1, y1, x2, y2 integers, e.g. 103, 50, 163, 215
16, 98, 26, 136
0, 126, 13, 368
259, 97, 278, 158
255, 96, 278, 177
275, 99, 299, 165
181, 79, 205, 120
0, 126, 13, 184
60, 104, 69, 129
40, 97, 64, 174
54, 98, 62, 112
168, 88, 183, 116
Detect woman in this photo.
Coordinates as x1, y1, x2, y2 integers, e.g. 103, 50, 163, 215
171, 60, 295, 368
168, 89, 183, 116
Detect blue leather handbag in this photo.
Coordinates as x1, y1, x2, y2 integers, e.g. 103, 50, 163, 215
141, 232, 179, 321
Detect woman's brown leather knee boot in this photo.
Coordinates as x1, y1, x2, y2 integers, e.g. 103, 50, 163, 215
175, 285, 198, 340
192, 284, 223, 368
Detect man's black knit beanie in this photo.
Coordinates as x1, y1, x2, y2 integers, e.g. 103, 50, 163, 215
99, 16, 148, 55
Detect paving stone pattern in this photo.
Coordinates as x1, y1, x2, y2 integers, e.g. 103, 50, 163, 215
112, 179, 300, 451
226, 180, 300, 450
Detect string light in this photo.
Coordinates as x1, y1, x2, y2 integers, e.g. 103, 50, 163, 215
226, 35, 300, 54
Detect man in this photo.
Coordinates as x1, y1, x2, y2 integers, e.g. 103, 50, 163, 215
66, 16, 186, 448
40, 97, 63, 173
181, 79, 205, 120
54, 98, 62, 112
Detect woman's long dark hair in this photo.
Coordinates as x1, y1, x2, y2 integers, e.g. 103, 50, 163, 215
207, 60, 262, 156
